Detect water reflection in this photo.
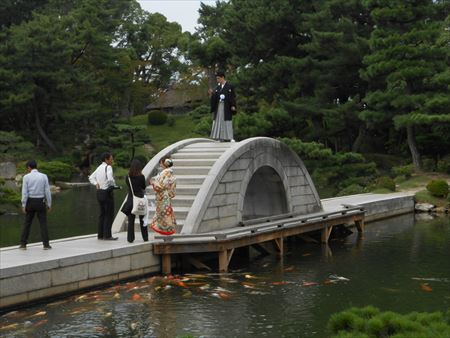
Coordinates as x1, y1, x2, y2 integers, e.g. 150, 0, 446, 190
0, 214, 449, 338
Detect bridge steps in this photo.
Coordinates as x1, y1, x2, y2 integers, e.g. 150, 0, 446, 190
135, 141, 233, 233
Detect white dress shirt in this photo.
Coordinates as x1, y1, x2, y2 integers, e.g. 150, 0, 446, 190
89, 162, 116, 190
21, 169, 52, 208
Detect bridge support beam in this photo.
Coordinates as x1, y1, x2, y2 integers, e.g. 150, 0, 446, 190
162, 254, 171, 275
273, 237, 284, 257
321, 225, 333, 243
218, 249, 235, 272
355, 219, 365, 233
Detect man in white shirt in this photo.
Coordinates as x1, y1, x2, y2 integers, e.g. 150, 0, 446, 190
20, 160, 52, 250
89, 152, 118, 240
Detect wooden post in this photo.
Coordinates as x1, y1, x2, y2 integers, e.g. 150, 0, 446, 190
321, 225, 333, 243
162, 254, 171, 275
355, 219, 365, 233
273, 237, 284, 257
218, 249, 234, 272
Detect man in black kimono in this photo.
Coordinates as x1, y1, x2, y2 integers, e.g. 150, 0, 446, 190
210, 71, 237, 141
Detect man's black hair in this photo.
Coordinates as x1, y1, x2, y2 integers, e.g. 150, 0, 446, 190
26, 160, 37, 169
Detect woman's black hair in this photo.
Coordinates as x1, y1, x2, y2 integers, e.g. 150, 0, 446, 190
128, 158, 143, 177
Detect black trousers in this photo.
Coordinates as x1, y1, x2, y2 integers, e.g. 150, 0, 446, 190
127, 214, 149, 243
96, 189, 114, 239
20, 198, 49, 246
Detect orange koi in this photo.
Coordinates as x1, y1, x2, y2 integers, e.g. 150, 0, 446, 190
32, 319, 48, 328
420, 283, 433, 292
131, 293, 142, 301
302, 281, 318, 287
272, 281, 289, 285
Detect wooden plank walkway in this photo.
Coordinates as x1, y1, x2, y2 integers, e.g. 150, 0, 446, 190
153, 206, 365, 273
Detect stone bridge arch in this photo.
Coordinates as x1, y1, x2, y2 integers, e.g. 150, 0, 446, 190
113, 137, 322, 234
182, 137, 322, 233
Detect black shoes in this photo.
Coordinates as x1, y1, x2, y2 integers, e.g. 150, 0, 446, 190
104, 237, 118, 241
43, 245, 52, 250
19, 244, 26, 250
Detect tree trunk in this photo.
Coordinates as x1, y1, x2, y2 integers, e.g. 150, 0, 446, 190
207, 66, 216, 94
352, 124, 367, 153
34, 109, 58, 153
406, 125, 421, 171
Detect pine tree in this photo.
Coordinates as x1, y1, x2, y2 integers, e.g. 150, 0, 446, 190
361, 0, 450, 169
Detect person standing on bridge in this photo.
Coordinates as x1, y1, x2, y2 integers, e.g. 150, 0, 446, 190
121, 159, 149, 243
89, 152, 118, 240
19, 160, 52, 250
209, 71, 237, 142
149, 156, 176, 235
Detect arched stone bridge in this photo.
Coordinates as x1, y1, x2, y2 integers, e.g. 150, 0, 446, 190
112, 137, 323, 234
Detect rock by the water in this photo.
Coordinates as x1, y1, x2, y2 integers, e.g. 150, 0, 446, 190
415, 203, 435, 212
0, 162, 16, 179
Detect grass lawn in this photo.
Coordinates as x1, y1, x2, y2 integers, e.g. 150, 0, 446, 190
130, 114, 204, 153
396, 174, 431, 190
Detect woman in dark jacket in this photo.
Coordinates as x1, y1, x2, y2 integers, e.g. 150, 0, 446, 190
121, 159, 149, 243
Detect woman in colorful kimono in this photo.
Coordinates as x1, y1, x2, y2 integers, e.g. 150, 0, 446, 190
150, 156, 176, 235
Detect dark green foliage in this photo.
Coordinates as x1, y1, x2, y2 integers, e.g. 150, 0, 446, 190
437, 156, 450, 174
193, 116, 213, 136
374, 176, 396, 192
328, 306, 450, 337
114, 151, 131, 169
426, 179, 449, 198
422, 158, 437, 172
0, 177, 21, 207
0, 131, 34, 161
188, 105, 210, 122
166, 115, 176, 127
392, 164, 415, 179
336, 184, 365, 197
38, 161, 75, 182
132, 155, 148, 168
147, 110, 168, 125
279, 137, 377, 197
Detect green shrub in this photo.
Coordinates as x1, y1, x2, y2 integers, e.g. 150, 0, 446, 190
375, 176, 396, 191
337, 184, 365, 197
147, 110, 168, 125
436, 156, 450, 174
193, 116, 213, 136
422, 158, 436, 172
426, 179, 449, 198
328, 307, 450, 337
392, 164, 414, 178
188, 104, 209, 121
166, 114, 176, 127
38, 161, 75, 182
114, 151, 131, 168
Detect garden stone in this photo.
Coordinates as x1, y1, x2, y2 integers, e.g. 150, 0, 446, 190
0, 162, 16, 179
414, 203, 435, 212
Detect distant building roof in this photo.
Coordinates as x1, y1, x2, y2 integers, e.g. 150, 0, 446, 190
146, 85, 207, 111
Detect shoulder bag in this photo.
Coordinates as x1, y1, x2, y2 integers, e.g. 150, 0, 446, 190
128, 176, 148, 216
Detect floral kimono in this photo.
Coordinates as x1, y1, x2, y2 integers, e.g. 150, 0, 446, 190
150, 168, 176, 235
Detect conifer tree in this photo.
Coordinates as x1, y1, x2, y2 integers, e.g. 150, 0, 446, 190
361, 0, 450, 169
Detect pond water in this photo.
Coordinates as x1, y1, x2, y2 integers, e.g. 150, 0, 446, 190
0, 186, 128, 247
0, 213, 449, 337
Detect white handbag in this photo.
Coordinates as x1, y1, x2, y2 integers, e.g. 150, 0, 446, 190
128, 177, 148, 216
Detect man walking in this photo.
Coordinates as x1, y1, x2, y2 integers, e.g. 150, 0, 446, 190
20, 160, 52, 250
89, 152, 118, 240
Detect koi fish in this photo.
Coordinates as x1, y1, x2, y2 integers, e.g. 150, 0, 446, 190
271, 281, 289, 285
245, 274, 258, 279
323, 279, 337, 285
182, 291, 193, 298
218, 292, 232, 300
75, 295, 88, 302
113, 293, 121, 299
284, 266, 295, 272
131, 293, 142, 301
199, 284, 210, 290
241, 281, 257, 288
302, 253, 312, 256
420, 283, 433, 292
29, 311, 47, 318
32, 319, 48, 328
302, 281, 318, 287
185, 282, 208, 287
0, 323, 19, 331
329, 275, 350, 282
